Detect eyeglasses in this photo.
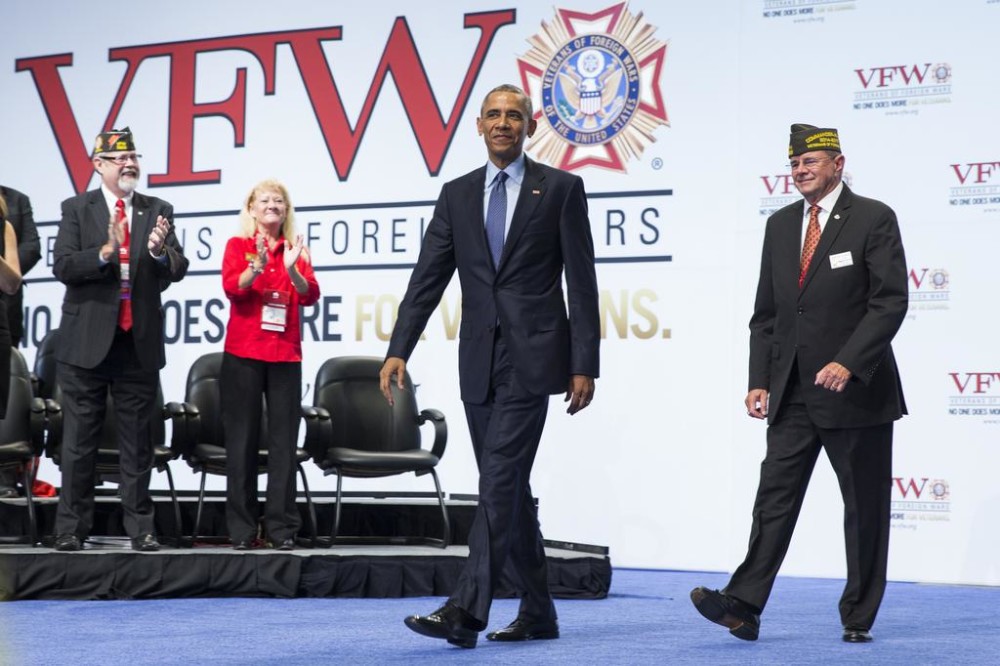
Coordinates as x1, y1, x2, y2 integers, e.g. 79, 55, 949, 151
788, 157, 831, 170
98, 153, 142, 165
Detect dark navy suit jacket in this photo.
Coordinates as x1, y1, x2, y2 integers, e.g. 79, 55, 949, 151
388, 156, 600, 403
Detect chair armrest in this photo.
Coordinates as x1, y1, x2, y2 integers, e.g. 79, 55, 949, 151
164, 401, 187, 418
301, 405, 325, 419
42, 398, 63, 460
417, 408, 448, 472
302, 405, 331, 461
29, 397, 47, 457
165, 401, 194, 456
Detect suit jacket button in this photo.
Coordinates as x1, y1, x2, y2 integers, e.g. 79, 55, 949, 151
797, 307, 804, 314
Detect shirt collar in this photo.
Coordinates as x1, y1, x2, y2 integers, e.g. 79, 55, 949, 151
485, 153, 526, 188
101, 184, 134, 209
809, 180, 844, 215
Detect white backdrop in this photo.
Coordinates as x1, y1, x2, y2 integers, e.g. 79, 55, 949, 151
2, 0, 998, 585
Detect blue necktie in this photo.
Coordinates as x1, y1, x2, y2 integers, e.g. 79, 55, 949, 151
485, 171, 508, 269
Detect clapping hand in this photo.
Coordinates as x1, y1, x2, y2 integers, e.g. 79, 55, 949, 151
101, 212, 127, 262
254, 232, 269, 271
147, 215, 171, 257
284, 234, 306, 270
108, 213, 126, 251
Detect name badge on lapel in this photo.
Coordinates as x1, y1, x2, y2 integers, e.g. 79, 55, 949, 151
829, 251, 853, 269
261, 289, 290, 332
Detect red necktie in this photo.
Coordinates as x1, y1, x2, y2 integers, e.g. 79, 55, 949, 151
799, 204, 821, 289
116, 198, 133, 331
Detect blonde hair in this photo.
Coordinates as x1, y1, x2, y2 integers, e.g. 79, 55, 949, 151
238, 179, 296, 243
0, 191, 6, 220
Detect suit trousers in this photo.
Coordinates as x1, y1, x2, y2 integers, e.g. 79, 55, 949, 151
220, 352, 302, 543
725, 371, 893, 630
450, 331, 555, 626
55, 330, 159, 539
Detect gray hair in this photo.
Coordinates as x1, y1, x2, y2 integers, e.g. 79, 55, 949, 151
481, 84, 533, 117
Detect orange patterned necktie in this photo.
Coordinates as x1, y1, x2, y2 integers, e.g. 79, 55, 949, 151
116, 198, 133, 331
798, 204, 821, 289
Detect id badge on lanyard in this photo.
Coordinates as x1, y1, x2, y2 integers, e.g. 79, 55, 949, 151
119, 245, 131, 300
262, 289, 290, 332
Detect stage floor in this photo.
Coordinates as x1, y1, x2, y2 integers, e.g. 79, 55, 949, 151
0, 496, 612, 601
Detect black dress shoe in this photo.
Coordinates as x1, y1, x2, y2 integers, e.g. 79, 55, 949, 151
131, 534, 160, 552
690, 587, 760, 641
0, 486, 19, 499
843, 627, 873, 643
275, 538, 295, 551
486, 617, 560, 642
404, 603, 484, 649
53, 534, 81, 552
233, 538, 254, 551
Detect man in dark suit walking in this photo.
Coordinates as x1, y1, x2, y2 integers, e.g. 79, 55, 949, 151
0, 184, 41, 497
691, 124, 908, 643
52, 127, 188, 552
380, 84, 600, 648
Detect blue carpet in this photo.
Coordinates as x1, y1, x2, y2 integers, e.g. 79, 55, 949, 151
1, 569, 997, 664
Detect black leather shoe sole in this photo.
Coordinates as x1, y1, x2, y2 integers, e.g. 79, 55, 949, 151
843, 628, 873, 643
131, 536, 160, 552
486, 620, 559, 643
486, 625, 559, 641
53, 535, 81, 552
690, 587, 759, 641
404, 615, 478, 649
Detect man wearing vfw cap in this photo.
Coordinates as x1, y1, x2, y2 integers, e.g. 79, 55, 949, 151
52, 127, 188, 552
691, 124, 908, 643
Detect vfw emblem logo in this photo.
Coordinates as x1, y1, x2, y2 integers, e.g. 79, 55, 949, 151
517, 2, 669, 172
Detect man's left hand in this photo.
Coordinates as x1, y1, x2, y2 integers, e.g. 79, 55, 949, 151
147, 215, 171, 257
815, 362, 852, 393
564, 375, 595, 415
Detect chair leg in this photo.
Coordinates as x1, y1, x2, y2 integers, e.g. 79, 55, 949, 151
296, 463, 318, 547
163, 464, 184, 547
21, 462, 37, 546
331, 472, 344, 543
193, 470, 208, 543
428, 468, 451, 548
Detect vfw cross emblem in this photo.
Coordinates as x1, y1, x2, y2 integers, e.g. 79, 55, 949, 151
517, 2, 669, 172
